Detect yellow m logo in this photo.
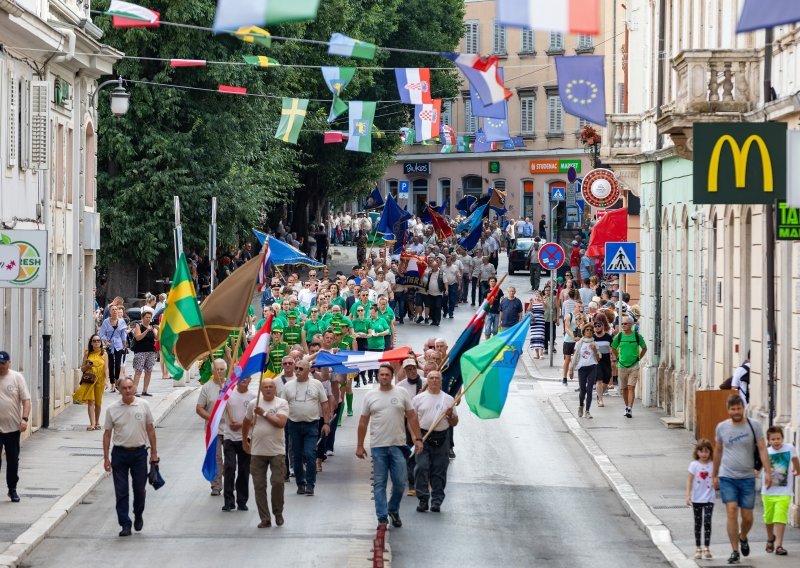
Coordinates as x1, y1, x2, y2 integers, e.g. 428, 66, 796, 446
707, 135, 774, 193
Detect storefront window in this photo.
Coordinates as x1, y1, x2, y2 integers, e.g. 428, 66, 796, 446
523, 180, 534, 219
412, 179, 428, 216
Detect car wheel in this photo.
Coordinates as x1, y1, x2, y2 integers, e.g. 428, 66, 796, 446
509, 267, 514, 275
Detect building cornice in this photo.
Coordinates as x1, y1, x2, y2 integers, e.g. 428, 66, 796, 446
394, 148, 586, 162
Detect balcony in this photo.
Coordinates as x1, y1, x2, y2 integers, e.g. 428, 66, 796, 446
605, 114, 642, 157
657, 49, 761, 158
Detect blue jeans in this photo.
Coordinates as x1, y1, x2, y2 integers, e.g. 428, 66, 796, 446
288, 419, 319, 488
446, 285, 458, 317
394, 290, 407, 322
460, 274, 470, 302
719, 476, 756, 509
484, 312, 499, 337
111, 446, 148, 528
371, 446, 406, 521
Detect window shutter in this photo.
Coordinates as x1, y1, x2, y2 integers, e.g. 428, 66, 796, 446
7, 69, 17, 167
521, 28, 535, 52
521, 97, 535, 134
549, 32, 563, 51
441, 100, 452, 126
20, 77, 30, 170
493, 22, 506, 54
463, 21, 479, 54
30, 80, 50, 170
548, 96, 563, 133
465, 99, 477, 134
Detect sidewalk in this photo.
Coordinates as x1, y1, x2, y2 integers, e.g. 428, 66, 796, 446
0, 361, 198, 568
549, 389, 800, 567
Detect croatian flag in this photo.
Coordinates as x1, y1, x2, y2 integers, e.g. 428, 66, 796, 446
311, 347, 414, 374
395, 68, 433, 104
257, 241, 271, 292
397, 253, 428, 289
496, 0, 600, 35
443, 54, 511, 106
202, 316, 272, 482
415, 99, 442, 142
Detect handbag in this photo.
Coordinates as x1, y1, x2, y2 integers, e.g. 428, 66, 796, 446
746, 418, 763, 472
80, 371, 95, 385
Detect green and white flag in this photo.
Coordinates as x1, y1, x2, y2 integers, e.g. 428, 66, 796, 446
242, 55, 280, 67
321, 67, 356, 122
346, 101, 376, 153
106, 0, 159, 22
274, 98, 309, 144
328, 33, 377, 60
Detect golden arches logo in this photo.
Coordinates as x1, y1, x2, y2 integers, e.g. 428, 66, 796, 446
707, 134, 774, 193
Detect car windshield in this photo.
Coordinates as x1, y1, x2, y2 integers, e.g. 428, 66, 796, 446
515, 239, 535, 250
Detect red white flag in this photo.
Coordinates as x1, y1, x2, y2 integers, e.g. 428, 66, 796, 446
414, 99, 442, 142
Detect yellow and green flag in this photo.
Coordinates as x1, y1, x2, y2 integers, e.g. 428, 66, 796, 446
243, 55, 280, 67
274, 97, 309, 144
231, 26, 271, 47
158, 252, 205, 380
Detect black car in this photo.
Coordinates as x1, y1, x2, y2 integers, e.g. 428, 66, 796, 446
509, 238, 536, 275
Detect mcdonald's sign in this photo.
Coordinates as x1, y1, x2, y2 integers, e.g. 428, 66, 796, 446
693, 123, 786, 204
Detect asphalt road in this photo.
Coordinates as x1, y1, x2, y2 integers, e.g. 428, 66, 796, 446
23, 252, 667, 567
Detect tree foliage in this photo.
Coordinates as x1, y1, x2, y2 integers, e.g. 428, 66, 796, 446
95, 0, 464, 268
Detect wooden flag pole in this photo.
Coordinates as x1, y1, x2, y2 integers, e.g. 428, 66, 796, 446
420, 366, 484, 443
224, 327, 246, 424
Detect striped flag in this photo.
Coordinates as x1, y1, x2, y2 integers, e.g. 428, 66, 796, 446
496, 0, 600, 35
218, 85, 247, 95
202, 317, 272, 482
243, 55, 280, 67
311, 347, 413, 374
257, 242, 271, 292
106, 1, 160, 27
345, 101, 376, 153
169, 59, 207, 67
231, 26, 271, 47
328, 33, 377, 60
213, 0, 320, 31
414, 99, 442, 142
395, 68, 433, 104
274, 98, 309, 144
444, 54, 511, 106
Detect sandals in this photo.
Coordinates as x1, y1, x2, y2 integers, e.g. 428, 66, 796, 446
775, 546, 787, 556
767, 537, 776, 553
694, 547, 702, 560
86, 426, 95, 431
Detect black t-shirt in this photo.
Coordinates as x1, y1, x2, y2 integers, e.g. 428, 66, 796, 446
488, 289, 504, 314
539, 219, 546, 233
133, 323, 157, 353
499, 297, 523, 328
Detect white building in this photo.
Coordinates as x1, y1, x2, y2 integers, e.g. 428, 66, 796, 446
0, 0, 122, 430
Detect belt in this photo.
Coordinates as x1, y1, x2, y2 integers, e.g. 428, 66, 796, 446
113, 445, 146, 451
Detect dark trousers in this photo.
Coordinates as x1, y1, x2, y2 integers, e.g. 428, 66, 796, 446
460, 274, 470, 301
544, 320, 555, 351
415, 429, 451, 505
322, 403, 342, 454
470, 277, 479, 305
446, 285, 458, 317
578, 365, 597, 411
108, 349, 124, 384
288, 419, 319, 488
223, 439, 251, 507
0, 430, 21, 490
394, 291, 407, 322
490, 252, 498, 269
111, 446, 148, 528
479, 281, 490, 303
284, 428, 292, 478
530, 264, 541, 290
427, 295, 443, 325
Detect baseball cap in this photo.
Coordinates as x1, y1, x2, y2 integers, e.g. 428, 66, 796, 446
571, 240, 578, 246
0, 351, 9, 363
402, 358, 419, 368
286, 310, 299, 319
611, 291, 620, 298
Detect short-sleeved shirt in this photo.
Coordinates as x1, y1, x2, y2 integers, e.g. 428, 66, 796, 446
367, 317, 389, 350
104, 398, 154, 448
197, 379, 222, 415
611, 331, 646, 368
499, 297, 523, 328
349, 300, 373, 317
413, 390, 457, 432
377, 307, 395, 330
688, 460, 715, 503
0, 370, 31, 433
762, 443, 798, 496
303, 318, 327, 340
337, 335, 355, 351
245, 396, 289, 456
330, 296, 346, 310
222, 388, 256, 442
715, 418, 765, 479
396, 377, 426, 400
352, 317, 370, 337
361, 387, 413, 448
282, 378, 328, 422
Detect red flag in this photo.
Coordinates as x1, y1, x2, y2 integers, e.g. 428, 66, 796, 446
218, 85, 247, 95
170, 59, 207, 67
428, 206, 454, 240
324, 131, 344, 144
112, 15, 160, 28
587, 208, 628, 258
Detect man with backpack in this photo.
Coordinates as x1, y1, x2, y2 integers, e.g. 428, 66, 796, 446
610, 315, 647, 418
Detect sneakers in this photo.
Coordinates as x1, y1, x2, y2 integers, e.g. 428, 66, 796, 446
694, 547, 702, 560
624, 407, 632, 418
305, 486, 315, 496
378, 516, 389, 526
8, 489, 20, 502
237, 504, 249, 511
578, 407, 584, 418
210, 488, 221, 496
739, 536, 750, 557
407, 488, 416, 497
119, 526, 132, 537
221, 504, 234, 512
728, 550, 740, 564
448, 449, 456, 459
703, 547, 713, 559
562, 378, 568, 385
584, 411, 593, 419
296, 484, 306, 495
387, 511, 402, 527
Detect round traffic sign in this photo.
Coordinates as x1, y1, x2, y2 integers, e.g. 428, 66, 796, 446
538, 242, 565, 270
581, 168, 620, 208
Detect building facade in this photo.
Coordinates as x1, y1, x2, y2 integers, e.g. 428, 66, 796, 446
0, 0, 121, 431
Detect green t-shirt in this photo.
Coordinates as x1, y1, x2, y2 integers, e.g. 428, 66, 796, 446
330, 296, 346, 310
303, 318, 327, 340
352, 317, 370, 337
611, 331, 646, 368
377, 307, 395, 333
367, 318, 389, 350
283, 324, 302, 347
337, 335, 355, 351
349, 300, 373, 317
266, 342, 289, 375
275, 312, 288, 328
329, 314, 352, 335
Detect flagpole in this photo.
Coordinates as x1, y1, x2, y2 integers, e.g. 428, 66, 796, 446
420, 366, 484, 444
209, 197, 217, 294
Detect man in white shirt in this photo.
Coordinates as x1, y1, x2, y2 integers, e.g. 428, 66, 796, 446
221, 376, 256, 512
482, 233, 499, 268
196, 359, 227, 496
457, 249, 472, 304
242, 379, 289, 528
0, 351, 31, 503
342, 212, 352, 244
396, 359, 427, 495
442, 255, 460, 319
412, 370, 458, 512
297, 280, 317, 311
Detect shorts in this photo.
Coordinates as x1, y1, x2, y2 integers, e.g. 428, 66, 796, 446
762, 495, 791, 525
618, 365, 640, 389
562, 342, 576, 356
570, 266, 579, 279
597, 358, 612, 384
719, 476, 756, 510
132, 351, 158, 372
415, 291, 427, 306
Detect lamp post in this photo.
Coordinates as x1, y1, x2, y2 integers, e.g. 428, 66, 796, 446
90, 76, 130, 117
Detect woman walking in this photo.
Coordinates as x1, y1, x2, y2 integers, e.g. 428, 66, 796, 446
528, 291, 546, 359
593, 313, 613, 407
132, 307, 159, 397
72, 334, 109, 430
542, 283, 558, 356
569, 324, 600, 419
99, 305, 128, 391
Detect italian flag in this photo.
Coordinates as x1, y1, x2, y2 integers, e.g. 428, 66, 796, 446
106, 1, 160, 26
328, 33, 377, 60
345, 101, 376, 153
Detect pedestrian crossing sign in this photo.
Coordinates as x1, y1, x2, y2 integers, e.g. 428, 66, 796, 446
550, 186, 566, 201
604, 242, 637, 274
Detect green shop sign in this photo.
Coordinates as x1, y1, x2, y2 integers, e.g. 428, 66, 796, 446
777, 201, 800, 240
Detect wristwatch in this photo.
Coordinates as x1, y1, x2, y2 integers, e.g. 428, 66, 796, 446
22, 417, 29, 422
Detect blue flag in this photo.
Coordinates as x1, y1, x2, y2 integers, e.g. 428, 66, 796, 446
455, 195, 477, 215
457, 204, 487, 235
471, 68, 507, 119
484, 114, 510, 142
437, 198, 449, 215
473, 128, 495, 153
737, 0, 800, 32
555, 55, 606, 126
375, 195, 411, 242
363, 186, 384, 209
392, 223, 408, 255
458, 222, 482, 251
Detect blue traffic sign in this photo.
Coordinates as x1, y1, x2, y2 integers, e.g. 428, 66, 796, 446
604, 242, 637, 273
550, 186, 565, 201
538, 242, 565, 270
398, 180, 410, 197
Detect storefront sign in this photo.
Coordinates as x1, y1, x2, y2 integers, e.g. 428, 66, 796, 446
777, 201, 800, 240
693, 122, 786, 204
403, 161, 431, 175
0, 230, 48, 289
529, 159, 582, 175
488, 161, 500, 174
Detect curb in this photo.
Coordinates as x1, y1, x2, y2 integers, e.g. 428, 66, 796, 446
548, 394, 697, 568
520, 350, 564, 381
0, 386, 198, 568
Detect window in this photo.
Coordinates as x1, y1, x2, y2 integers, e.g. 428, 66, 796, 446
6, 68, 18, 167
85, 123, 96, 207
523, 180, 534, 219
578, 117, 591, 131
463, 175, 482, 197
547, 96, 563, 134
412, 179, 429, 216
441, 100, 452, 127
493, 21, 507, 55
617, 82, 625, 113
387, 179, 398, 199
493, 179, 505, 191
548, 32, 564, 52
521, 28, 535, 53
520, 96, 536, 134
438, 179, 451, 214
464, 98, 478, 134
463, 20, 479, 54
577, 35, 594, 50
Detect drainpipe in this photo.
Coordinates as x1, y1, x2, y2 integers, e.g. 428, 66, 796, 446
763, 29, 776, 427
52, 28, 76, 64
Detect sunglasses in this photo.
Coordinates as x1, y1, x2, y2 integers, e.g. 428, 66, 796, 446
92, 339, 102, 342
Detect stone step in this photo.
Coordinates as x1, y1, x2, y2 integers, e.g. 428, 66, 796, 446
659, 416, 685, 429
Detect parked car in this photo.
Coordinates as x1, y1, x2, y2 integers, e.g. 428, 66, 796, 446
509, 238, 535, 275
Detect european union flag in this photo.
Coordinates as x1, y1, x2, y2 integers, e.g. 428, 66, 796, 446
375, 195, 411, 242
555, 55, 606, 126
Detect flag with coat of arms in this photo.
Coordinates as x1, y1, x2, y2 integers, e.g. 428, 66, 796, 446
346, 101, 377, 153
395, 68, 433, 104
415, 99, 442, 142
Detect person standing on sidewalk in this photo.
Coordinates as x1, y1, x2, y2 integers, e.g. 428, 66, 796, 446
0, 351, 31, 503
356, 364, 424, 528
100, 305, 129, 390
221, 376, 255, 512
103, 377, 158, 537
196, 359, 227, 496
610, 316, 647, 418
761, 426, 800, 556
73, 335, 109, 430
243, 378, 289, 528
712, 394, 772, 564
131, 307, 158, 397
686, 439, 715, 560
569, 324, 600, 419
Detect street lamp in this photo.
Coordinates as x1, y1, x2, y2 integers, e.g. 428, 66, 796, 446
90, 76, 130, 117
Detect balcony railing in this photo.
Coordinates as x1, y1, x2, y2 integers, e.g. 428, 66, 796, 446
606, 114, 642, 156
671, 49, 760, 114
